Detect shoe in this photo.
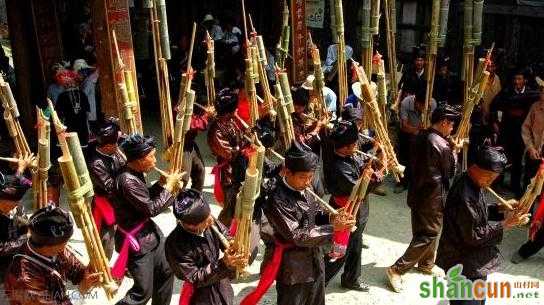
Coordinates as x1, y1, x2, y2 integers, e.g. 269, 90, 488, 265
362, 241, 370, 249
372, 186, 387, 196
511, 252, 527, 264
416, 265, 445, 278
393, 184, 406, 194
386, 266, 403, 293
341, 280, 370, 292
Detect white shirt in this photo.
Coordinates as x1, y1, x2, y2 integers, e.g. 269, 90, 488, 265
322, 44, 353, 74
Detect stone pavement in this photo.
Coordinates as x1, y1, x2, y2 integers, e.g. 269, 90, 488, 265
20, 112, 543, 305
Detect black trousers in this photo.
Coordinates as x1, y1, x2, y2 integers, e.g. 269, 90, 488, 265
518, 227, 544, 259
324, 199, 370, 286
101, 224, 115, 260
182, 147, 205, 192
392, 206, 443, 274
218, 182, 242, 227
397, 132, 416, 186
276, 273, 325, 305
116, 240, 174, 305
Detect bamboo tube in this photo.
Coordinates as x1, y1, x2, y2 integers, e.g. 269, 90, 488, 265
211, 223, 230, 249
274, 83, 295, 147
57, 133, 117, 300
276, 0, 290, 69
439, 0, 450, 47
361, 0, 372, 81
376, 59, 388, 127
472, 0, 484, 46
514, 167, 544, 216
370, 0, 381, 35
422, 0, 441, 129
278, 71, 295, 114
306, 189, 338, 215
486, 187, 517, 211
308, 34, 329, 121
335, 0, 348, 107
0, 75, 31, 158
156, 0, 171, 60
245, 56, 258, 128
352, 60, 404, 181
383, 0, 399, 112
205, 31, 216, 107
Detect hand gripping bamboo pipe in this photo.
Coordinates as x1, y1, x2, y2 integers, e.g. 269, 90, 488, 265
49, 103, 117, 300
0, 74, 31, 158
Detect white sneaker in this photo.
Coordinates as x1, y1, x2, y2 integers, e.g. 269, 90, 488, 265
386, 266, 403, 293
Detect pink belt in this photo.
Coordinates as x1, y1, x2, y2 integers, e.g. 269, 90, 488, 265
111, 221, 146, 279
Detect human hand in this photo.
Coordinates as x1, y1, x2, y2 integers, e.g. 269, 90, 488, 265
79, 268, 102, 294
331, 209, 356, 231
503, 213, 531, 230
17, 153, 35, 173
223, 246, 248, 270
528, 148, 541, 160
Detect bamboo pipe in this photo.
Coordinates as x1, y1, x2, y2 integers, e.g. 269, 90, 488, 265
486, 187, 517, 211
361, 0, 372, 80
513, 167, 544, 216
211, 223, 230, 249
422, 0, 441, 129
335, 0, 348, 106
306, 189, 339, 215
383, 0, 399, 111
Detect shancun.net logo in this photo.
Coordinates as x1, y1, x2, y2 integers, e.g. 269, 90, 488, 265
419, 264, 541, 300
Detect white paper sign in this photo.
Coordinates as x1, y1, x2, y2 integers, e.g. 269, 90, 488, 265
306, 0, 325, 28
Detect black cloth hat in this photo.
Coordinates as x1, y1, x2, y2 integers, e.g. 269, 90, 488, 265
292, 87, 310, 107
413, 46, 426, 60
437, 56, 450, 68
173, 189, 211, 225
331, 120, 359, 148
96, 118, 121, 146
285, 141, 319, 172
475, 146, 508, 173
215, 87, 239, 115
0, 172, 31, 202
120, 134, 156, 162
431, 104, 461, 124
341, 104, 363, 122
29, 206, 73, 246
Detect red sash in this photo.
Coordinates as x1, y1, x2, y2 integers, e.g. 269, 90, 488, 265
240, 240, 293, 305
92, 195, 116, 233
179, 281, 195, 305
111, 222, 146, 279
211, 161, 228, 206
530, 191, 544, 241
329, 196, 350, 260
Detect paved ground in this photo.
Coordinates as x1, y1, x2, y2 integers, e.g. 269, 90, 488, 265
21, 111, 543, 305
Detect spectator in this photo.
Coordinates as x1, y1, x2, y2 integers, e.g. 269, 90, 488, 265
46, 62, 68, 104
521, 78, 544, 190
74, 59, 100, 130
398, 47, 426, 97
202, 14, 223, 41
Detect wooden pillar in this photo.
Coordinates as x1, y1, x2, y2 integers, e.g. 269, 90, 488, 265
92, 0, 142, 132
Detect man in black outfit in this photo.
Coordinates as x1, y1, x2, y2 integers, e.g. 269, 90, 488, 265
436, 146, 530, 305
112, 134, 181, 305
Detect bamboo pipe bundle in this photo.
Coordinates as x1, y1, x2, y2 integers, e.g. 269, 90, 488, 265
34, 108, 50, 209
422, 0, 441, 129
0, 74, 31, 158
276, 0, 290, 69
274, 83, 295, 148
335, 0, 348, 107
204, 32, 216, 108
245, 55, 259, 128
278, 71, 295, 114
370, 0, 381, 35
57, 133, 117, 300
352, 60, 404, 181
513, 164, 544, 217
361, 0, 372, 80
345, 164, 373, 217
112, 30, 139, 135
452, 71, 490, 152
383, 0, 400, 113
439, 0, 451, 47
472, 0, 484, 46
309, 33, 329, 121
248, 16, 276, 121
155, 0, 171, 60
150, 2, 174, 148
461, 0, 475, 102
232, 153, 260, 275
376, 59, 388, 128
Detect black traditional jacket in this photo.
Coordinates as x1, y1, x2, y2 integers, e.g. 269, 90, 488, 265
165, 222, 235, 305
5, 242, 86, 305
407, 129, 456, 210
112, 168, 173, 254
88, 147, 125, 197
262, 178, 334, 285
436, 173, 504, 278
0, 208, 27, 279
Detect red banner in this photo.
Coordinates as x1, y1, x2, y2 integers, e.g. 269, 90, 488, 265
291, 0, 308, 84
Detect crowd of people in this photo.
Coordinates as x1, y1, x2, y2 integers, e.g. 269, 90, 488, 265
1, 10, 544, 305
